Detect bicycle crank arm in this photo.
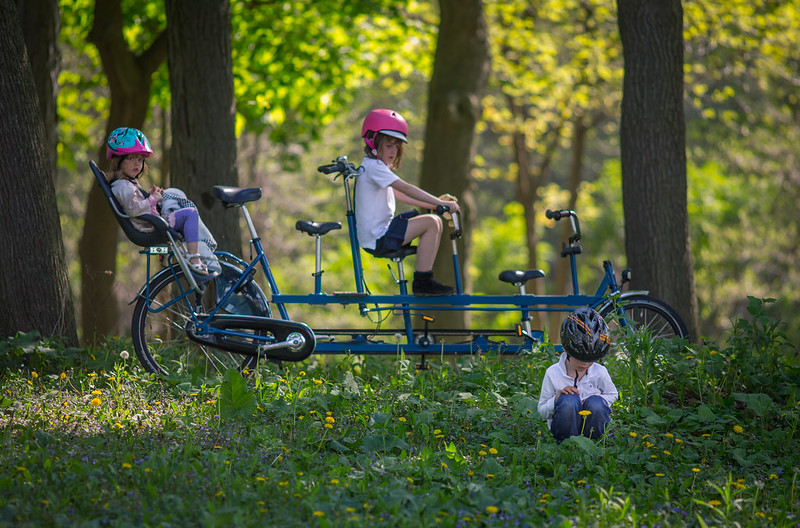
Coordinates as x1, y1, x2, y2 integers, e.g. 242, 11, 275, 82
187, 315, 315, 362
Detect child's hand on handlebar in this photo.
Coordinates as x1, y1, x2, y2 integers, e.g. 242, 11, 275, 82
439, 200, 460, 214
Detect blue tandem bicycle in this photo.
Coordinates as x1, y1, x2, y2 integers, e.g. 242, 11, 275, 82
91, 157, 687, 375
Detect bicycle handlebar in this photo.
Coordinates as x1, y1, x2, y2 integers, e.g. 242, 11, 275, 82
317, 156, 358, 176
545, 209, 572, 221
546, 208, 581, 244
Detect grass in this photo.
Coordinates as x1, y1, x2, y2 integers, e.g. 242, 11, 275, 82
0, 298, 798, 527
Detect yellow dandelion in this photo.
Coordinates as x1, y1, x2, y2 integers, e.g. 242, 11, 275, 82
692, 467, 701, 473
256, 476, 266, 482
325, 416, 335, 424
489, 447, 498, 455
433, 429, 442, 435
486, 505, 499, 514
708, 500, 722, 506
655, 473, 665, 477
330, 479, 339, 485
769, 474, 778, 480
324, 423, 333, 429
665, 433, 674, 438
278, 481, 289, 487
91, 390, 102, 395
122, 462, 132, 469
399, 417, 407, 422
313, 379, 323, 385
31, 372, 39, 379
733, 425, 744, 434
406, 477, 414, 484
346, 507, 357, 513
578, 410, 592, 416
663, 450, 671, 455
479, 450, 487, 456
629, 432, 638, 438
90, 398, 101, 407
313, 511, 325, 517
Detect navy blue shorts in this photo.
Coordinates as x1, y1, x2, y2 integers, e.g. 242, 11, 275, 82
365, 210, 418, 257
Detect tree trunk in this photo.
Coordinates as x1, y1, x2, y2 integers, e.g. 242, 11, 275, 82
420, 0, 489, 330
548, 117, 588, 334
166, 0, 241, 255
17, 0, 60, 177
0, 0, 77, 344
617, 0, 699, 338
78, 0, 167, 342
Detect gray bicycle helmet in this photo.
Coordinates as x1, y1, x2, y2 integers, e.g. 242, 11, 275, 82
560, 307, 611, 362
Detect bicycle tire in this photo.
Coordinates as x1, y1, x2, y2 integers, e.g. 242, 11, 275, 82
599, 294, 688, 341
131, 263, 270, 375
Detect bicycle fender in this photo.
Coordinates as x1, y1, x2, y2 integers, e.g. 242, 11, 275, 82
597, 290, 650, 313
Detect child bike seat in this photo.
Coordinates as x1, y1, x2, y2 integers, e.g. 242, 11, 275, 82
89, 160, 180, 248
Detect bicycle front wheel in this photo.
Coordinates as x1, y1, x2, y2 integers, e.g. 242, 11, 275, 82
131, 265, 268, 376
599, 294, 688, 341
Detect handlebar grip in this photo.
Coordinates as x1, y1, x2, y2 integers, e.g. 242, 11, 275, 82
546, 209, 571, 220
434, 205, 450, 215
317, 162, 343, 174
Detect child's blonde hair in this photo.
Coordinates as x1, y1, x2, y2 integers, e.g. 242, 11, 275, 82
364, 132, 405, 170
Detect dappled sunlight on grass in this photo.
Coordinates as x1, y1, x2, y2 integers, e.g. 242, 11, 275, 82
0, 301, 798, 526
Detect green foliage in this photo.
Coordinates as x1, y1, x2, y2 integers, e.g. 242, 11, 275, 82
0, 308, 798, 526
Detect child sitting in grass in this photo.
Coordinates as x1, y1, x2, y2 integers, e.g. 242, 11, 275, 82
538, 307, 619, 442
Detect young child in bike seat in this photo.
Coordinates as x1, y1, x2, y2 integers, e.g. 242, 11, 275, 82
538, 307, 619, 443
105, 126, 212, 276
356, 108, 460, 296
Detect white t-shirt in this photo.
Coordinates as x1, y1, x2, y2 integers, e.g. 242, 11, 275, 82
537, 353, 619, 426
355, 156, 400, 249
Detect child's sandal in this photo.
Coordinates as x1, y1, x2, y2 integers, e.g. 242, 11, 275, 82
186, 253, 209, 275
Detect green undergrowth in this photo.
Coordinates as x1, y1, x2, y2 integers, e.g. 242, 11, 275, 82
0, 298, 798, 527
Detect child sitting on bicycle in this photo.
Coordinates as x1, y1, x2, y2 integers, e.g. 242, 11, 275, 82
105, 126, 216, 276
538, 307, 619, 442
356, 108, 460, 296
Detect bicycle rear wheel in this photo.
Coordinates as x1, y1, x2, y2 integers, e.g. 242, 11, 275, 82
599, 294, 688, 341
131, 264, 270, 375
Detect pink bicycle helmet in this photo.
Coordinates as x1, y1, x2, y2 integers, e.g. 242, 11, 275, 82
362, 109, 408, 151
106, 127, 153, 159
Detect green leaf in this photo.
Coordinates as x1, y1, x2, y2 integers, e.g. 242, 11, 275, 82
733, 393, 774, 417
219, 368, 256, 420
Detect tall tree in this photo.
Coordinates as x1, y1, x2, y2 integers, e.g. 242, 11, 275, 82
0, 0, 77, 344
17, 0, 60, 176
420, 0, 489, 328
165, 0, 239, 253
617, 0, 699, 338
77, 0, 167, 341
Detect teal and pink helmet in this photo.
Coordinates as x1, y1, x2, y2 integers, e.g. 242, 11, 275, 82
106, 127, 153, 159
362, 109, 408, 152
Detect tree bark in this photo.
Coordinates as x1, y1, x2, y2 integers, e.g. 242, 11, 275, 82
617, 0, 699, 338
17, 0, 60, 177
420, 0, 489, 329
0, 0, 77, 344
166, 0, 241, 255
78, 0, 167, 342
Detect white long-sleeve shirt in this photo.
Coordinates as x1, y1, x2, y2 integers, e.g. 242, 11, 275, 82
537, 353, 619, 425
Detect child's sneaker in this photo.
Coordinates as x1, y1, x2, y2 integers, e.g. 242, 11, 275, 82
412, 272, 455, 296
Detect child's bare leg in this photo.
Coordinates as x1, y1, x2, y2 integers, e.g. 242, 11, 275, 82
404, 215, 453, 296
403, 215, 443, 271
186, 241, 202, 265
